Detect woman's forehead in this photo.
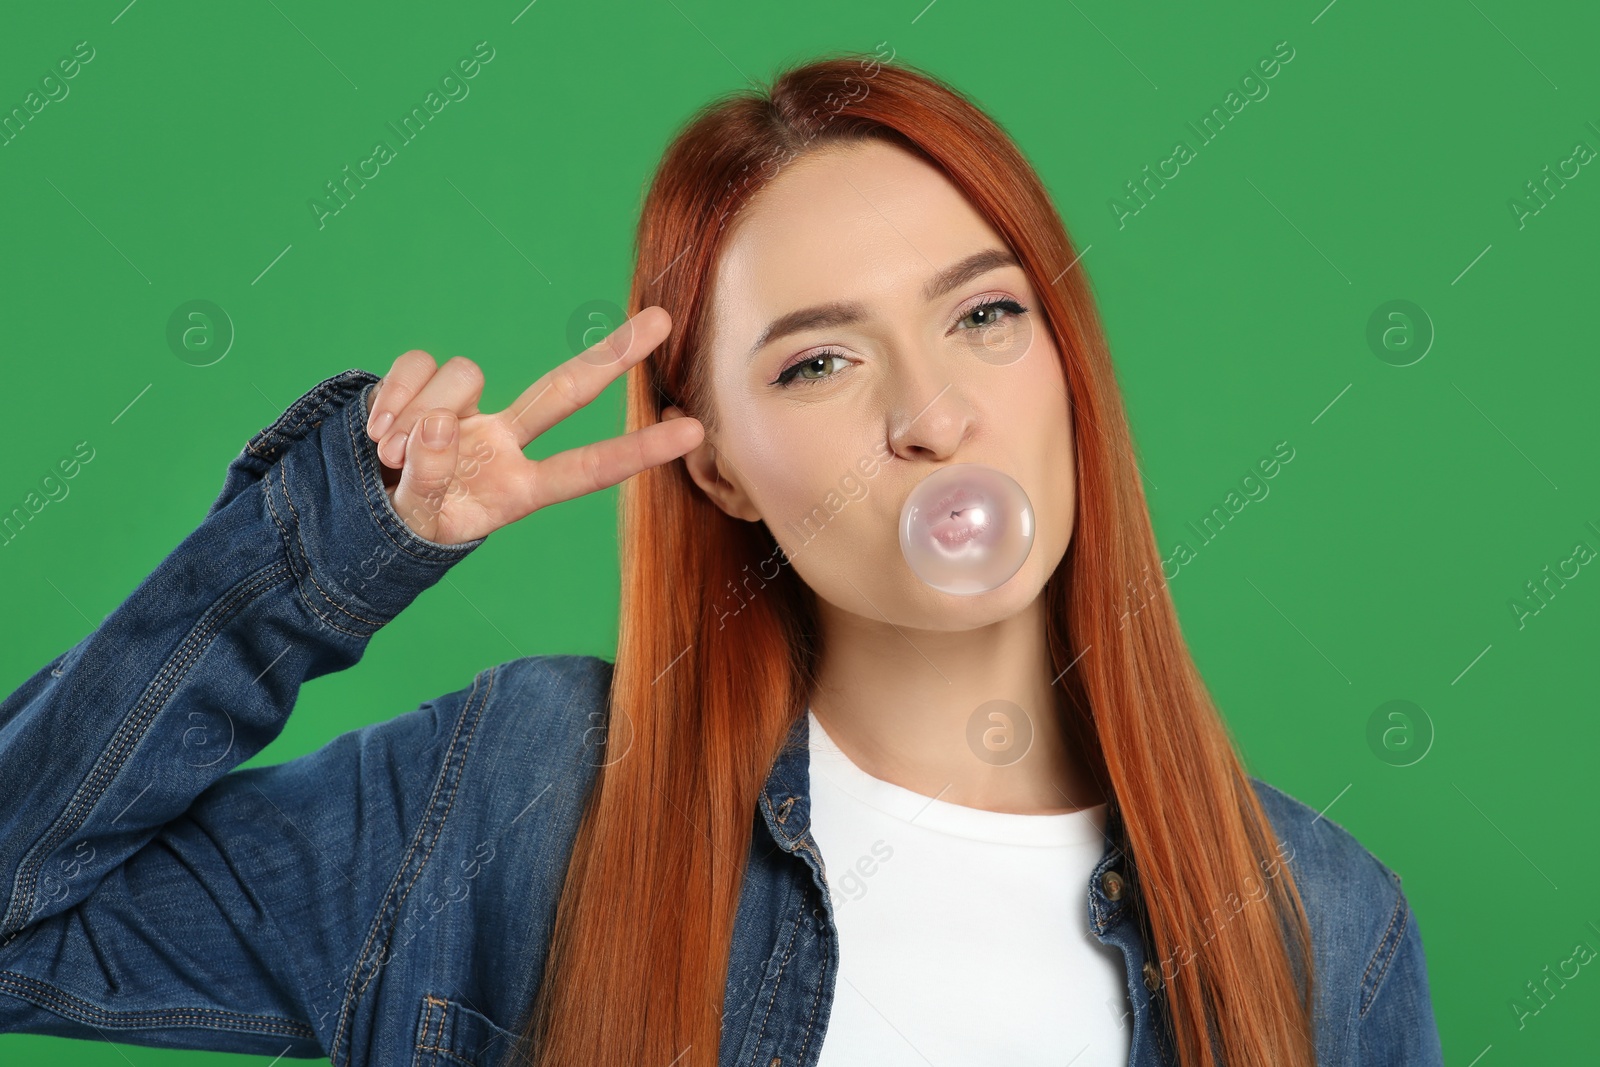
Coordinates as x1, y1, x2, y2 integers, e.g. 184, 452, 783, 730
708, 143, 1011, 342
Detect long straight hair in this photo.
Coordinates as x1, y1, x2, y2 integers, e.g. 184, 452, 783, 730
517, 52, 1316, 1067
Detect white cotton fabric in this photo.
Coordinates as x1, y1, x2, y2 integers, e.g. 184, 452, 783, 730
806, 707, 1132, 1067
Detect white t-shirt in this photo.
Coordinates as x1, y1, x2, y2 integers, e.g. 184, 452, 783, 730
805, 707, 1132, 1066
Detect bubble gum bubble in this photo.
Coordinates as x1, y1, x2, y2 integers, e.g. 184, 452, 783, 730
898, 463, 1034, 595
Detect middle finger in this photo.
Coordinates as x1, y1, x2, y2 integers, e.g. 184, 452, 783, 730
377, 356, 485, 466
500, 306, 670, 451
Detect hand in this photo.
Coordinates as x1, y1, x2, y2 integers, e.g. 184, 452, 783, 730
362, 305, 704, 546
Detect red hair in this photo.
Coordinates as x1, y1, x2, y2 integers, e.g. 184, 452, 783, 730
518, 51, 1316, 1067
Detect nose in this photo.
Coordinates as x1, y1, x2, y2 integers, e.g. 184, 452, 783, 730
886, 373, 976, 463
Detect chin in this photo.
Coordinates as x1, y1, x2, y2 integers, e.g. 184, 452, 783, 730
887, 563, 1053, 632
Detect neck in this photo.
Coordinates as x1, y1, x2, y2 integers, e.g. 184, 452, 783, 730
808, 591, 1103, 816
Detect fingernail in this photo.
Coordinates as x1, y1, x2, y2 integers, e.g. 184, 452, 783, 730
422, 414, 453, 447
369, 409, 393, 438
382, 431, 408, 466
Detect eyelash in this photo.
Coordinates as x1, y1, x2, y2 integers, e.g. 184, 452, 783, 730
772, 297, 1032, 389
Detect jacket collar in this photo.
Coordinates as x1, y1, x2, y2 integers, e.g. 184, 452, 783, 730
757, 711, 814, 852
756, 709, 1134, 938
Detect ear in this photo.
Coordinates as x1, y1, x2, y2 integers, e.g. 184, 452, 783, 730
661, 405, 763, 522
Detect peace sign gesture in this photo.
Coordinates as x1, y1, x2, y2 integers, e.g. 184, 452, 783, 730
362, 305, 704, 546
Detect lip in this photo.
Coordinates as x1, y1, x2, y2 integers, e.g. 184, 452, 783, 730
928, 510, 990, 547
926, 487, 991, 548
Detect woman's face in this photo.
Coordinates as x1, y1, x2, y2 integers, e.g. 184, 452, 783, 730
665, 139, 1076, 632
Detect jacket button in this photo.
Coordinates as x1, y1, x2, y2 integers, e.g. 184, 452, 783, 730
1100, 869, 1125, 901
1142, 961, 1161, 992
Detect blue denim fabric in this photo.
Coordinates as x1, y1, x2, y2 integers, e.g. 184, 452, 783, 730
0, 369, 1445, 1066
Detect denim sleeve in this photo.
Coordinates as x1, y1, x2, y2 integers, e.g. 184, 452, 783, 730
1357, 892, 1446, 1065
0, 368, 485, 1058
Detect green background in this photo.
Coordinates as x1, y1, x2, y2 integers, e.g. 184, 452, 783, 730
2, 0, 1596, 1061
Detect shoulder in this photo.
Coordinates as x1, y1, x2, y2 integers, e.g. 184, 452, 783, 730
344, 654, 618, 1047
1246, 775, 1403, 896
341, 652, 617, 845
472, 653, 617, 770
483, 653, 615, 721
1245, 776, 1414, 1021
356, 652, 618, 854
418, 653, 617, 901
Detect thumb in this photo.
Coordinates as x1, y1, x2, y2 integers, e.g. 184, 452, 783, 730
390, 409, 461, 543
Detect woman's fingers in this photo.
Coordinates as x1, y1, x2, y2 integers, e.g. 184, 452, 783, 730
523, 416, 704, 515
366, 350, 437, 440
373, 356, 486, 468
369, 305, 687, 543
390, 408, 463, 543
501, 306, 671, 450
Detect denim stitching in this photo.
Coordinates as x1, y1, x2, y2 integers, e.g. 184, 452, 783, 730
260, 466, 375, 639
246, 396, 341, 460
743, 879, 807, 1067
245, 375, 358, 461
409, 995, 443, 1067
793, 837, 826, 885
793, 882, 829, 1067
330, 667, 495, 1064
358, 667, 492, 993
246, 385, 342, 456
422, 994, 446, 1050
416, 993, 505, 1065
272, 460, 385, 631
760, 793, 801, 850
1357, 889, 1408, 1018
0, 563, 288, 945
0, 970, 316, 1038
332, 668, 490, 1058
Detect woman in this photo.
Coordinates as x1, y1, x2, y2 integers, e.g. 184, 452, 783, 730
0, 53, 1441, 1066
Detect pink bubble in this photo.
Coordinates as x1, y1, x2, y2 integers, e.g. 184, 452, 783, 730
898, 463, 1035, 595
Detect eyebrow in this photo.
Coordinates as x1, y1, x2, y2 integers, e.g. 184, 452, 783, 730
746, 246, 1022, 361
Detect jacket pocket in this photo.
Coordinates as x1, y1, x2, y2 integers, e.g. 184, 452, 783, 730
412, 993, 520, 1067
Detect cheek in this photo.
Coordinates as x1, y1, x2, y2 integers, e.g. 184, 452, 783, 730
740, 431, 895, 558
780, 458, 871, 527
1015, 348, 1075, 536
1025, 349, 1073, 464
720, 380, 877, 516
739, 428, 843, 512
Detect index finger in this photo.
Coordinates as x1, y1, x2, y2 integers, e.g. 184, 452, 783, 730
501, 305, 671, 450
521, 417, 705, 515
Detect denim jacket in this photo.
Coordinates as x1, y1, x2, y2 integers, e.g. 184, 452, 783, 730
0, 368, 1445, 1066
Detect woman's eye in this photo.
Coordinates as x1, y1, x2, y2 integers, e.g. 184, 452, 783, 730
775, 349, 849, 388
772, 300, 1030, 389
956, 298, 1028, 331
